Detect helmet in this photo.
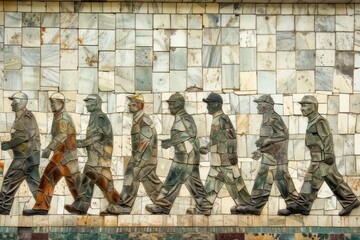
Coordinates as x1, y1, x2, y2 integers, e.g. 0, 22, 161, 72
8, 92, 28, 101
166, 93, 185, 103
84, 94, 102, 102
253, 94, 274, 105
50, 92, 66, 101
126, 94, 144, 102
299, 95, 318, 105
203, 93, 223, 104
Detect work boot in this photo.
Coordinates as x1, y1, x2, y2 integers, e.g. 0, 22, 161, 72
0, 206, 10, 215
186, 207, 211, 216
235, 205, 261, 215
338, 200, 360, 216
106, 204, 132, 215
23, 209, 48, 216
145, 204, 169, 214
286, 203, 309, 215
277, 208, 292, 216
64, 204, 87, 215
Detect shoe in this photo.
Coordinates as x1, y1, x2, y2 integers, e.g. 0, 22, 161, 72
23, 209, 48, 216
0, 208, 10, 215
186, 207, 211, 216
339, 200, 360, 216
106, 204, 132, 215
99, 210, 118, 216
235, 205, 261, 215
286, 203, 310, 215
145, 204, 169, 214
277, 208, 292, 216
64, 204, 87, 215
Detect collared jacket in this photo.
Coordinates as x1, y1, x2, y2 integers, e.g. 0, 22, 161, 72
131, 110, 157, 165
170, 109, 200, 165
9, 108, 40, 159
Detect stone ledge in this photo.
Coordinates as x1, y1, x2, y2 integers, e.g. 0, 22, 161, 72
0, 214, 359, 228
2, 0, 360, 3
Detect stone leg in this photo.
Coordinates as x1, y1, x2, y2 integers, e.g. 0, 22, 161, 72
201, 167, 224, 210
274, 164, 298, 206
183, 165, 206, 210
249, 164, 274, 211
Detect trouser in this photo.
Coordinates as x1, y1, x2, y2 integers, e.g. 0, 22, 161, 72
249, 163, 298, 210
120, 162, 162, 208
201, 165, 250, 210
0, 152, 40, 211
33, 152, 81, 211
70, 165, 121, 212
297, 161, 358, 211
154, 162, 206, 213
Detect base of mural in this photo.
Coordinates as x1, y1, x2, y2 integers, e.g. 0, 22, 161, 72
1, 226, 360, 240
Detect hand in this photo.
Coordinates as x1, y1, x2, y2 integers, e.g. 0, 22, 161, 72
1, 141, 11, 151
252, 150, 262, 160
161, 139, 172, 149
324, 153, 335, 165
255, 138, 270, 148
42, 147, 51, 158
199, 146, 209, 155
76, 140, 84, 148
229, 153, 238, 165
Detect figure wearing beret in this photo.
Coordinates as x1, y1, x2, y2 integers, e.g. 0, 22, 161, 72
0, 92, 40, 215
236, 94, 298, 215
188, 93, 250, 215
145, 93, 206, 214
279, 95, 360, 216
64, 94, 121, 215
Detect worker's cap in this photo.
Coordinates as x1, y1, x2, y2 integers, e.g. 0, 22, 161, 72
253, 94, 274, 105
8, 92, 28, 101
84, 94, 102, 102
203, 93, 223, 104
126, 94, 144, 102
298, 95, 318, 105
166, 93, 185, 103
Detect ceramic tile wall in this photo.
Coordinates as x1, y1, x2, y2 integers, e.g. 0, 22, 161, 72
0, 1, 360, 227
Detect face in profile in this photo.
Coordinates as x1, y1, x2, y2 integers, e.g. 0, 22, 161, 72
168, 101, 180, 115
11, 98, 26, 112
256, 102, 271, 114
85, 99, 98, 112
206, 102, 220, 115
300, 103, 316, 117
50, 99, 63, 112
128, 101, 140, 113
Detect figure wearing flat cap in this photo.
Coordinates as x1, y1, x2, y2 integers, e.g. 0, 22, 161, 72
0, 92, 40, 215
188, 93, 250, 215
107, 94, 162, 214
279, 95, 360, 216
145, 93, 206, 214
236, 94, 298, 215
23, 93, 82, 215
64, 94, 121, 215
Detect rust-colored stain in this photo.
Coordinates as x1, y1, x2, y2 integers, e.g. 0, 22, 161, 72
85, 55, 98, 67
40, 27, 46, 45
78, 37, 84, 45
0, 160, 4, 175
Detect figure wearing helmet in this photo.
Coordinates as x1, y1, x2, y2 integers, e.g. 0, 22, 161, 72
145, 93, 206, 214
23, 93, 82, 215
236, 94, 298, 215
279, 95, 360, 216
0, 92, 40, 215
64, 94, 121, 215
107, 94, 162, 214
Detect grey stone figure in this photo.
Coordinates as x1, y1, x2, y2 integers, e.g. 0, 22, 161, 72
187, 93, 250, 215
0, 92, 40, 215
64, 94, 121, 215
145, 93, 206, 214
278, 95, 360, 216
23, 93, 81, 215
107, 94, 162, 214
236, 94, 298, 215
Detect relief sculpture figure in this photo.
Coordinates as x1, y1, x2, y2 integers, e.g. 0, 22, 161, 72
107, 94, 162, 214
278, 95, 360, 216
145, 93, 206, 214
23, 93, 81, 215
188, 93, 250, 215
236, 94, 298, 215
0, 92, 40, 215
64, 94, 121, 215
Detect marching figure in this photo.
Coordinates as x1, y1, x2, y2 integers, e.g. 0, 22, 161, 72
236, 94, 298, 215
107, 94, 162, 214
0, 92, 40, 215
188, 93, 250, 215
278, 95, 360, 216
145, 93, 206, 214
23, 93, 81, 215
64, 94, 121, 215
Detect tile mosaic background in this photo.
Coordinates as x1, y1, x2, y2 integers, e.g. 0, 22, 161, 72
1, 1, 360, 230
